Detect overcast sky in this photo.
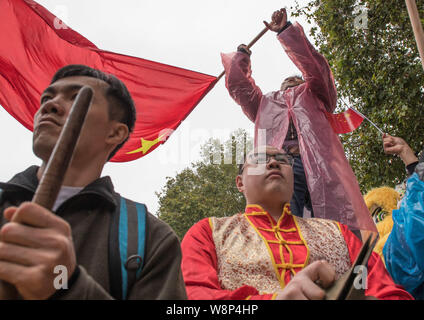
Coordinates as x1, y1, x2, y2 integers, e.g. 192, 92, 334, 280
0, 0, 313, 215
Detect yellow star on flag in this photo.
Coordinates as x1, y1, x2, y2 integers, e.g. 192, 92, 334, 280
126, 133, 168, 155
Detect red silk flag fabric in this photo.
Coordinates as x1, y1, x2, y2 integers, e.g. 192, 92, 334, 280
325, 108, 364, 134
0, 0, 217, 162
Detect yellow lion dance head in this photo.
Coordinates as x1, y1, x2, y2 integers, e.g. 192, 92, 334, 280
364, 187, 401, 261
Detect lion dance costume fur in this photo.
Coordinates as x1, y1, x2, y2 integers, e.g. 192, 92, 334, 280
364, 187, 401, 261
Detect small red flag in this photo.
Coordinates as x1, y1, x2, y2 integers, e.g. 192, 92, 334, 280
0, 0, 217, 162
325, 108, 364, 134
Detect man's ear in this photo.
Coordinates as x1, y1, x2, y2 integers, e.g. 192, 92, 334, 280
106, 122, 129, 147
235, 174, 245, 193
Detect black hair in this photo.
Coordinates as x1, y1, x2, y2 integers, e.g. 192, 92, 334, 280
238, 163, 244, 175
283, 74, 303, 82
50, 64, 136, 160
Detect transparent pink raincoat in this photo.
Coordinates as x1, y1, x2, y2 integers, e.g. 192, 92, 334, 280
221, 22, 376, 232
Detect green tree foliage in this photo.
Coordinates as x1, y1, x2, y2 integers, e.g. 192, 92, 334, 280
291, 0, 424, 191
157, 129, 253, 240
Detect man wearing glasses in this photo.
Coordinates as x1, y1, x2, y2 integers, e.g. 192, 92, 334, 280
181, 146, 412, 300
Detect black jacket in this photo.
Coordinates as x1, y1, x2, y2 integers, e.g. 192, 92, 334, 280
0, 166, 187, 300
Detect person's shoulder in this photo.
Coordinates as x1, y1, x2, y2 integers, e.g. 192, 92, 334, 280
209, 213, 246, 233
186, 217, 220, 235
0, 166, 39, 190
182, 214, 241, 247
209, 213, 242, 223
117, 196, 179, 243
311, 219, 367, 246
185, 214, 242, 236
294, 215, 343, 234
181, 217, 214, 244
192, 217, 214, 229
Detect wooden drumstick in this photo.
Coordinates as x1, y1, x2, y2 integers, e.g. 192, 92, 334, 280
32, 86, 93, 208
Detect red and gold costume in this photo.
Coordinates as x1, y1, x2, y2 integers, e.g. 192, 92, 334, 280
181, 204, 413, 300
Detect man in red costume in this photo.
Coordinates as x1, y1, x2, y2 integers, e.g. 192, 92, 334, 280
181, 146, 413, 300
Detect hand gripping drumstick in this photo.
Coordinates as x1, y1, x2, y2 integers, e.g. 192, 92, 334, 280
0, 86, 94, 299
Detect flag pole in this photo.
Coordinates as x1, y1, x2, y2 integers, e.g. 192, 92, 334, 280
246, 26, 269, 49
405, 0, 424, 71
340, 98, 385, 135
349, 107, 385, 135
216, 26, 269, 82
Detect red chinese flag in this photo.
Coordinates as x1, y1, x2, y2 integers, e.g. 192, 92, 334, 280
0, 0, 217, 162
325, 108, 364, 134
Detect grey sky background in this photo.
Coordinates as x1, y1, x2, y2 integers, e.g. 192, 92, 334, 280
0, 0, 313, 215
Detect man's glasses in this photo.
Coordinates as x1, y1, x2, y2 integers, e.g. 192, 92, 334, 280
239, 152, 294, 174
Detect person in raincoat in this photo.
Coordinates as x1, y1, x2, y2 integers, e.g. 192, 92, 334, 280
382, 134, 424, 299
221, 8, 374, 232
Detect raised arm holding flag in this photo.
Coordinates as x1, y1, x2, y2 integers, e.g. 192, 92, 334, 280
221, 8, 376, 232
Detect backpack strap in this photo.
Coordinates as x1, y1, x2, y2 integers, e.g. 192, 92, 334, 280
109, 196, 147, 300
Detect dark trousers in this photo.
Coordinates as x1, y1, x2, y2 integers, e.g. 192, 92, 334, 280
289, 156, 313, 217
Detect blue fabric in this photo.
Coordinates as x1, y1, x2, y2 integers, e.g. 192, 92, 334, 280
135, 203, 146, 279
383, 173, 424, 299
290, 156, 313, 217
118, 199, 147, 299
119, 198, 128, 299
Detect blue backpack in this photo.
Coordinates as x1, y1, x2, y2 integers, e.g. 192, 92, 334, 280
0, 188, 147, 300
109, 197, 147, 300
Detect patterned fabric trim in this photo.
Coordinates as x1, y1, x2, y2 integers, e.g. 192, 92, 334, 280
210, 214, 282, 293
294, 217, 351, 279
